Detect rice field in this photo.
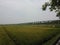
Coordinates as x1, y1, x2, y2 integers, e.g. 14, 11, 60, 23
0, 24, 60, 45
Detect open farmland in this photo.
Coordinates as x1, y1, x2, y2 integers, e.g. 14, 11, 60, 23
0, 24, 60, 45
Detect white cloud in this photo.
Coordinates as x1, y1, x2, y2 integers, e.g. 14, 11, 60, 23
0, 0, 58, 24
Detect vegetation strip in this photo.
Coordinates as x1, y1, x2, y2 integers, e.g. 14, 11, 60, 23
2, 26, 21, 45
43, 34, 60, 45
39, 31, 60, 45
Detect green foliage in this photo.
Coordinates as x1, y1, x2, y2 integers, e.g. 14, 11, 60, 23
42, 2, 49, 10
42, 0, 60, 18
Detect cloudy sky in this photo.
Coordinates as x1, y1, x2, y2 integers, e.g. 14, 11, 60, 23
0, 0, 59, 24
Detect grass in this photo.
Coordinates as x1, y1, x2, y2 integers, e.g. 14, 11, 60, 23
43, 34, 60, 45
0, 26, 16, 45
0, 24, 60, 45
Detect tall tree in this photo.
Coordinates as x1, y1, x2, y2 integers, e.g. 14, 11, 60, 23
42, 0, 60, 19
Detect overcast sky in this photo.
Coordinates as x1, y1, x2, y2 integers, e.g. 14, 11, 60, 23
0, 0, 59, 24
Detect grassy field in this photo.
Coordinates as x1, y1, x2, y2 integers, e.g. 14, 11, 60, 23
0, 24, 60, 45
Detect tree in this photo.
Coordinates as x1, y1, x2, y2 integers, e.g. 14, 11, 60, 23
42, 0, 60, 24
42, 0, 60, 19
